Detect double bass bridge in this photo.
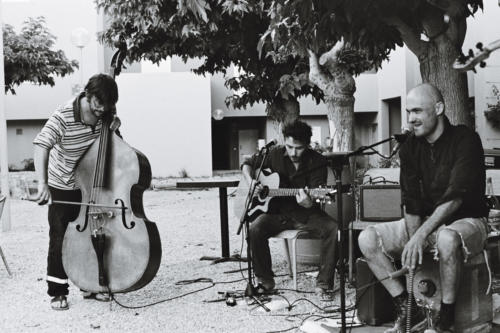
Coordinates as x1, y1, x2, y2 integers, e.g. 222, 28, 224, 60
76, 200, 134, 232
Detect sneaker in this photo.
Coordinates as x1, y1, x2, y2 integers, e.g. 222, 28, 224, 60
255, 277, 275, 294
255, 282, 276, 295
50, 295, 69, 311
314, 287, 334, 302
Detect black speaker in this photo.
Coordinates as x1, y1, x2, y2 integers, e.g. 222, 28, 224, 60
356, 258, 395, 326
359, 185, 403, 221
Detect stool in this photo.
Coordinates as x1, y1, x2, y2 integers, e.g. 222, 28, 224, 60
411, 252, 492, 333
272, 230, 318, 290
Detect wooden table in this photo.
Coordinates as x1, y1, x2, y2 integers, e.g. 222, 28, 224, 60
176, 179, 240, 261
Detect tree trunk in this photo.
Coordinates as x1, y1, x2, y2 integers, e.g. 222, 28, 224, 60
419, 36, 471, 126
325, 88, 355, 152
267, 98, 300, 143
308, 45, 356, 152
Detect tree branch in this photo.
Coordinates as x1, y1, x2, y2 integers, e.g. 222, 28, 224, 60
446, 14, 467, 48
424, 0, 467, 52
426, 0, 467, 18
318, 39, 344, 67
384, 16, 428, 58
308, 50, 329, 91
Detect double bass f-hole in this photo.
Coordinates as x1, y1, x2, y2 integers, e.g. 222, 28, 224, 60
115, 198, 135, 229
73, 200, 132, 232
76, 204, 91, 232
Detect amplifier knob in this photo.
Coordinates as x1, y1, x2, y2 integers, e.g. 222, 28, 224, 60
417, 279, 436, 297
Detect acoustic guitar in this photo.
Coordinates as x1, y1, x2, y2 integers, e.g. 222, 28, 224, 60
233, 169, 335, 222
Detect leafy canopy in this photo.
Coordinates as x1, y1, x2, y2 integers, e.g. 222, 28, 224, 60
97, 0, 324, 113
262, 0, 483, 69
3, 16, 78, 94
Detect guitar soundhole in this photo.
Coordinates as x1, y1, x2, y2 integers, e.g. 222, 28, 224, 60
259, 186, 269, 199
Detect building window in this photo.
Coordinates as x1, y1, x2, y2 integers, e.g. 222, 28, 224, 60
16, 129, 23, 135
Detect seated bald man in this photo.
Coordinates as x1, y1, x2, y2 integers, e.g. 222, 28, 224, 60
358, 83, 489, 333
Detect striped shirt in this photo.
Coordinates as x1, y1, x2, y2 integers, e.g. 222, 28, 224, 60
33, 94, 102, 190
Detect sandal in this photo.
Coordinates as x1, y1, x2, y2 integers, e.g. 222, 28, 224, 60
51, 295, 69, 311
82, 292, 111, 302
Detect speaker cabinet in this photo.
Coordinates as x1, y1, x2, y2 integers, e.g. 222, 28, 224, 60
359, 185, 403, 221
356, 258, 395, 326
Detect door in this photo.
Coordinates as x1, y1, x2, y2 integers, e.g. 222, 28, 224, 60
238, 129, 259, 166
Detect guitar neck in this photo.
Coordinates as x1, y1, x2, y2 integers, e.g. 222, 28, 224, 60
267, 188, 322, 197
453, 39, 500, 71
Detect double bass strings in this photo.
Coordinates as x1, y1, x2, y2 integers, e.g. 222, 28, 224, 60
90, 116, 110, 235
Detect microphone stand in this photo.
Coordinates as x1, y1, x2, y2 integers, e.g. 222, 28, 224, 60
325, 152, 349, 333
319, 135, 402, 333
237, 147, 272, 312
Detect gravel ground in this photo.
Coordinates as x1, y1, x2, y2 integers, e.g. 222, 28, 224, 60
0, 174, 356, 333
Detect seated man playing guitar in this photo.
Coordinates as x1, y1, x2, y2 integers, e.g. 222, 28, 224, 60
241, 119, 338, 299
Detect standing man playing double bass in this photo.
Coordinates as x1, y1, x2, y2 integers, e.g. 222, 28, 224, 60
33, 74, 120, 310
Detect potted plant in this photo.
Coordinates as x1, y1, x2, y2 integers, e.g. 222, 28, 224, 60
485, 85, 500, 129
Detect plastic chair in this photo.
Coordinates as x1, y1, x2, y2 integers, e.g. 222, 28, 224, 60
272, 166, 353, 290
0, 195, 12, 277
273, 229, 317, 290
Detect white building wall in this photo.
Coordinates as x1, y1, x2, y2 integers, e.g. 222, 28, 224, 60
378, 47, 407, 101
116, 73, 213, 177
210, 72, 266, 118
465, 1, 500, 148
353, 74, 378, 112
6, 120, 45, 169
372, 46, 407, 154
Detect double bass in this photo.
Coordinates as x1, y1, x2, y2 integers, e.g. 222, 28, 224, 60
61, 51, 161, 293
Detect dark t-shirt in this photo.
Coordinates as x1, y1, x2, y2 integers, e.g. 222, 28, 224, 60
399, 117, 488, 224
242, 145, 328, 223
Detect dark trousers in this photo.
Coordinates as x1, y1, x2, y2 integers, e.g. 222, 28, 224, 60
47, 187, 81, 297
249, 211, 338, 289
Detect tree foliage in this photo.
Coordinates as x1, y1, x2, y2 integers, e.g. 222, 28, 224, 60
260, 3, 385, 77
3, 16, 78, 94
262, 0, 484, 126
97, 0, 325, 120
263, 0, 481, 63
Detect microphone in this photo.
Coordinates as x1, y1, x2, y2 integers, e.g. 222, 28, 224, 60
260, 139, 277, 151
391, 128, 412, 155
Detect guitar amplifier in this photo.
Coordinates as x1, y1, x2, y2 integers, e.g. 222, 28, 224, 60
359, 185, 403, 221
356, 258, 395, 325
